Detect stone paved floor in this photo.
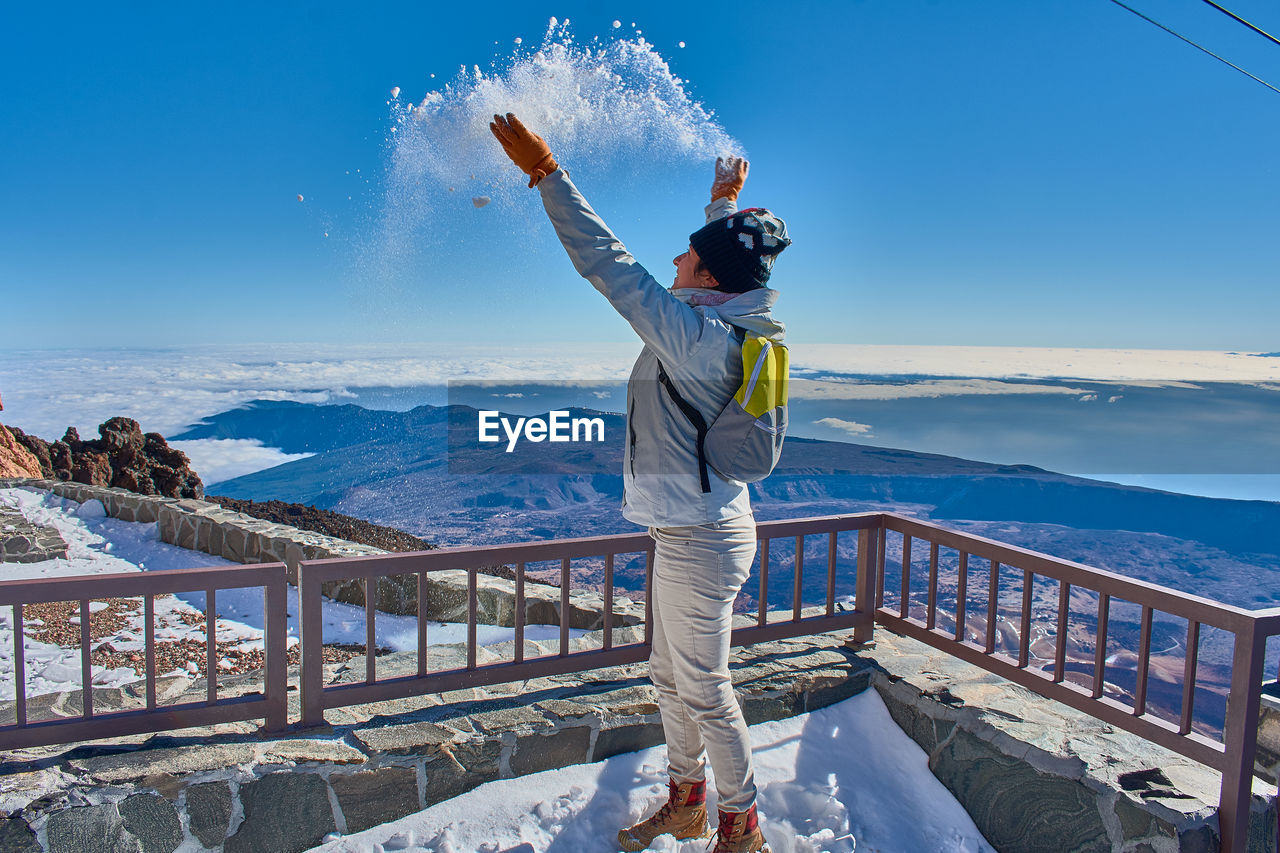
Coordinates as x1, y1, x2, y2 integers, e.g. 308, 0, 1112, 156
0, 505, 67, 563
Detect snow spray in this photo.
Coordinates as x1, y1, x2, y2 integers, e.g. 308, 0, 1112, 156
387, 18, 740, 198
353, 18, 742, 329
370, 19, 741, 254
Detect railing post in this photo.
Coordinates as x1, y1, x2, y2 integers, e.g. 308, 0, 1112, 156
1218, 621, 1266, 853
263, 565, 288, 731
852, 517, 880, 644
299, 561, 325, 728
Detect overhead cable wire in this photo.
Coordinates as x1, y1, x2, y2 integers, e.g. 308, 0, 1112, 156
1105, 0, 1280, 96
1198, 0, 1280, 49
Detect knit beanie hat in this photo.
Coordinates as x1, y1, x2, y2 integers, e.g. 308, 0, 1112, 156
688, 207, 792, 293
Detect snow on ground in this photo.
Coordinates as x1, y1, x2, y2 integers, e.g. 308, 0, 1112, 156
309, 688, 993, 853
0, 488, 578, 701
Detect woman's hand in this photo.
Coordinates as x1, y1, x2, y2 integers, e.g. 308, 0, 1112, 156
711, 156, 749, 202
490, 113, 559, 188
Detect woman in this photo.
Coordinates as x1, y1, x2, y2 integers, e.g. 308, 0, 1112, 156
491, 113, 789, 853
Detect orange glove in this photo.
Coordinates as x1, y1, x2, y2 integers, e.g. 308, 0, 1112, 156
490, 113, 559, 188
711, 155, 749, 202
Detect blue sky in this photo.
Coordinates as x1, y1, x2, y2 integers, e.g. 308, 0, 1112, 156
2, 0, 1278, 351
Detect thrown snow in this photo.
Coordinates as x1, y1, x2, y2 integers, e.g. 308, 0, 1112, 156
309, 689, 994, 853
0, 487, 581, 700
379, 17, 740, 247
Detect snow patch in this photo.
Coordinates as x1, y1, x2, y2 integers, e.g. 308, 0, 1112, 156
307, 690, 994, 853
0, 487, 584, 701
75, 499, 107, 520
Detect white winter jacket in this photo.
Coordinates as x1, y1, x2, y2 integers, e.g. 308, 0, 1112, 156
537, 168, 787, 527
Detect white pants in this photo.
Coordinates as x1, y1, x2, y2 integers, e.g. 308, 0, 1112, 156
648, 515, 758, 813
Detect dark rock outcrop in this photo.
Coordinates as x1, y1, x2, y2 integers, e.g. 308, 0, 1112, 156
9, 418, 203, 499
8, 425, 52, 473
0, 424, 44, 478
205, 495, 433, 553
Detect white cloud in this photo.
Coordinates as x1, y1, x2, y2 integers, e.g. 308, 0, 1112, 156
1107, 395, 1123, 403
2, 343, 1273, 445
790, 344, 1280, 382
815, 417, 874, 437
1079, 394, 1098, 402
0, 343, 640, 440
790, 378, 1090, 401
168, 439, 315, 486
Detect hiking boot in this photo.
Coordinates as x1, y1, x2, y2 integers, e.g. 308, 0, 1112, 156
710, 804, 769, 853
617, 779, 710, 851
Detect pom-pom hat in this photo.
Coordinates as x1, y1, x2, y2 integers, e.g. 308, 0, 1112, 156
688, 207, 791, 293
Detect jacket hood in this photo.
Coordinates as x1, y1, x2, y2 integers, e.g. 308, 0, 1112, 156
672, 287, 786, 342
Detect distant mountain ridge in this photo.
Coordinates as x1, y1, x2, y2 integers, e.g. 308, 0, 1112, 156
175, 400, 1280, 559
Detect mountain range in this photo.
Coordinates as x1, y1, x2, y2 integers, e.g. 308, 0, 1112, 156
179, 399, 1280, 561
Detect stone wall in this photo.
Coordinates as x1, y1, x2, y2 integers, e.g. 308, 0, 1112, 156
4, 627, 1277, 852
5, 476, 1279, 850
0, 633, 864, 853
1254, 694, 1280, 783
863, 630, 1278, 853
0, 478, 644, 630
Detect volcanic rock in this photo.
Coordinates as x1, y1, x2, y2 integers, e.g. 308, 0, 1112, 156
206, 496, 435, 553
73, 449, 112, 486
49, 441, 73, 480
8, 425, 52, 475
0, 424, 43, 478
8, 418, 203, 499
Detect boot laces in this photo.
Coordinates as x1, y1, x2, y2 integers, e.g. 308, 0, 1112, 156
652, 780, 700, 828
653, 798, 679, 825
707, 809, 757, 852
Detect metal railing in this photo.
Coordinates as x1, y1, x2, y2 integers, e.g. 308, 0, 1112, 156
297, 513, 880, 727
297, 510, 1278, 852
870, 514, 1280, 853
2, 510, 1275, 851
0, 563, 288, 750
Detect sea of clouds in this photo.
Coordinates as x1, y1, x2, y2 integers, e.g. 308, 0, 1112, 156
3, 343, 1277, 491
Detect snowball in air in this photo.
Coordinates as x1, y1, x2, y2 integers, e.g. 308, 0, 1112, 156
296, 194, 304, 202
472, 196, 491, 208
390, 86, 401, 98
611, 20, 621, 28
514, 37, 522, 45
678, 41, 686, 48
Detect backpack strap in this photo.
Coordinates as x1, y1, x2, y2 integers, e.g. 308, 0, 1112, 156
655, 359, 712, 494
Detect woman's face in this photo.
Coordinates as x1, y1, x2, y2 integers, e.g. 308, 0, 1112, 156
672, 245, 716, 290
